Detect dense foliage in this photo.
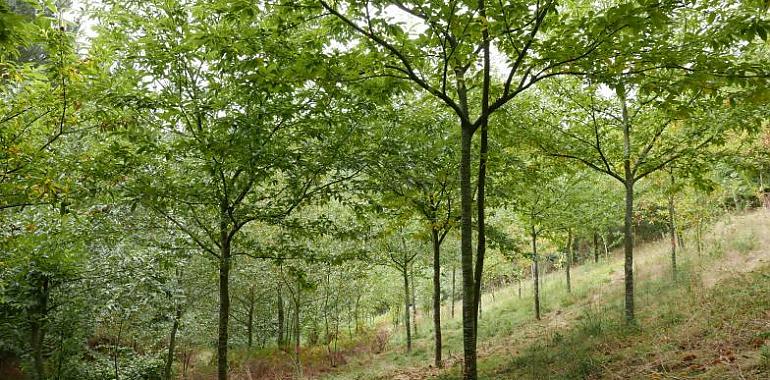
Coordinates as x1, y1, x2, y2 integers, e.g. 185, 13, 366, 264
1, 1, 769, 380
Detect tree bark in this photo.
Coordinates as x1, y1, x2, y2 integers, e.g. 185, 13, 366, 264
286, 307, 293, 348
696, 219, 703, 257
451, 267, 456, 318
402, 268, 412, 352
566, 229, 572, 294
411, 269, 418, 337
277, 285, 284, 347
473, 115, 488, 332
668, 179, 677, 281
30, 277, 49, 380
472, 0, 491, 362
431, 228, 443, 367
354, 293, 361, 333
620, 86, 635, 324
294, 278, 301, 369
459, 123, 476, 379
247, 288, 254, 349
217, 237, 231, 380
593, 232, 600, 263
531, 226, 541, 320
164, 304, 182, 380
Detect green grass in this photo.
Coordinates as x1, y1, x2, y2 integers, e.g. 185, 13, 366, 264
321, 211, 770, 380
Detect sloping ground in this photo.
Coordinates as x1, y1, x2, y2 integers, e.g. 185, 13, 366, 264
321, 210, 770, 380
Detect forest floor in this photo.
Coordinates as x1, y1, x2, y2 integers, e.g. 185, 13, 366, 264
316, 210, 770, 380
209, 210, 770, 379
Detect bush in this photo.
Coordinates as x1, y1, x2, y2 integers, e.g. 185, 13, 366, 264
72, 351, 165, 380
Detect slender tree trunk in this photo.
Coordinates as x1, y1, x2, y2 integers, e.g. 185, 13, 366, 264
324, 275, 332, 365
469, 5, 492, 378
30, 278, 49, 380
531, 226, 541, 320
247, 289, 254, 349
696, 219, 703, 257
114, 318, 125, 380
56, 328, 65, 380
411, 269, 418, 337
286, 307, 293, 348
403, 269, 412, 352
668, 178, 678, 280
473, 119, 488, 331
431, 229, 443, 368
619, 86, 635, 324
217, 235, 232, 380
566, 229, 572, 294
277, 285, 285, 347
347, 300, 353, 339
165, 304, 182, 380
294, 278, 301, 369
459, 124, 476, 379
593, 232, 600, 263
517, 279, 522, 299
451, 267, 456, 318
354, 293, 361, 333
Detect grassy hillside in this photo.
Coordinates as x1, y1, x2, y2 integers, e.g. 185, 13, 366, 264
320, 210, 770, 380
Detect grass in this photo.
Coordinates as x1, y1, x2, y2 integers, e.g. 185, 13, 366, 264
320, 210, 770, 380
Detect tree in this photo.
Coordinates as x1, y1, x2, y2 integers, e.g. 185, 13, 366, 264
90, 2, 368, 378
316, 1, 675, 376
381, 228, 420, 352
366, 97, 458, 367
524, 74, 766, 323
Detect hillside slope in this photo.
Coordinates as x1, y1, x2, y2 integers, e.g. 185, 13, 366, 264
322, 210, 770, 380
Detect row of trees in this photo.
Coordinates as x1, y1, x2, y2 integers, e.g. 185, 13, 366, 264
1, 1, 769, 380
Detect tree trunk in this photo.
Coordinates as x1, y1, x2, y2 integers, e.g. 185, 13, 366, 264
451, 267, 456, 318
347, 300, 353, 339
622, 197, 635, 322
164, 304, 182, 380
114, 318, 125, 380
620, 86, 635, 324
354, 293, 361, 333
277, 285, 285, 347
531, 226, 541, 320
668, 181, 677, 281
593, 232, 600, 263
517, 279, 521, 299
696, 219, 703, 257
30, 278, 49, 380
411, 269, 418, 337
566, 229, 572, 294
403, 269, 412, 352
431, 228, 443, 368
473, 117, 488, 335
217, 236, 232, 380
247, 289, 254, 349
459, 124, 476, 379
294, 278, 301, 369
469, 4, 492, 377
